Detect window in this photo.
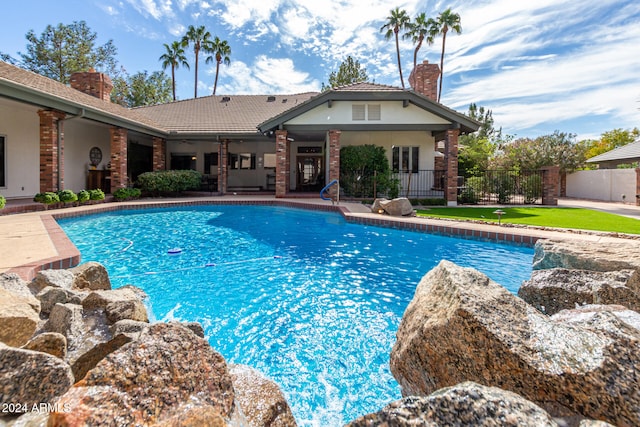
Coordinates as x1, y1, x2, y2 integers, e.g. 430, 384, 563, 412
368, 104, 381, 120
351, 104, 381, 121
263, 153, 276, 168
392, 146, 419, 173
229, 153, 256, 170
0, 135, 5, 187
204, 152, 218, 174
352, 105, 366, 121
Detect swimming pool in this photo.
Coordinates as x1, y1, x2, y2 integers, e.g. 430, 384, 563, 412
58, 205, 534, 425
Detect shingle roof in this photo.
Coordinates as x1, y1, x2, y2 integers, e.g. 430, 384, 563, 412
136, 93, 319, 135
332, 82, 403, 92
0, 61, 166, 134
587, 140, 640, 163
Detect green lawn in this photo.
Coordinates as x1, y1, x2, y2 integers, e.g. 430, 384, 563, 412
416, 207, 640, 235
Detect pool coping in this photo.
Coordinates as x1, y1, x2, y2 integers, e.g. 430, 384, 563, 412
4, 197, 627, 281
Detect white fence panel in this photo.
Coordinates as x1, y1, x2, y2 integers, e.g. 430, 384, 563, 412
566, 169, 636, 202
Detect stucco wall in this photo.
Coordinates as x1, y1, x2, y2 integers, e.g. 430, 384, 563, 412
64, 120, 112, 192
566, 169, 636, 202
0, 99, 40, 198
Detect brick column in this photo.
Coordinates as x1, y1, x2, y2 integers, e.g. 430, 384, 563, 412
152, 137, 166, 171
444, 129, 460, 206
275, 130, 289, 198
110, 127, 128, 191
328, 130, 341, 198
636, 168, 640, 206
38, 109, 66, 192
218, 140, 228, 194
541, 166, 560, 206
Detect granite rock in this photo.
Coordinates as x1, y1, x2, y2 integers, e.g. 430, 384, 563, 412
36, 286, 68, 315
21, 332, 67, 359
29, 269, 74, 294
380, 197, 414, 216
109, 319, 149, 337
519, 268, 640, 315
390, 260, 640, 426
43, 303, 85, 351
70, 333, 133, 382
0, 342, 74, 415
229, 364, 297, 427
0, 272, 34, 299
533, 239, 640, 272
70, 262, 111, 291
49, 323, 240, 426
347, 382, 558, 427
82, 286, 148, 324
0, 288, 40, 347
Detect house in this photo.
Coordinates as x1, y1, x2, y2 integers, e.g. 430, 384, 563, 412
586, 139, 640, 169
0, 60, 479, 205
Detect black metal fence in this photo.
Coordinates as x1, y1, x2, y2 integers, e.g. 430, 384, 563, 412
458, 170, 544, 205
339, 170, 446, 200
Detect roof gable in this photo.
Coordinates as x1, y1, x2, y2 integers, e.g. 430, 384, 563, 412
587, 140, 640, 163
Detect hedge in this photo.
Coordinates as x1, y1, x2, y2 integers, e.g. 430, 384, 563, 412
137, 170, 201, 195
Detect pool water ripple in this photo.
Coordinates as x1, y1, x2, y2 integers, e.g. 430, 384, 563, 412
59, 205, 534, 426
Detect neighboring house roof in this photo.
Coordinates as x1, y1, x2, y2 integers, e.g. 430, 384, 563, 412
136, 93, 318, 139
587, 140, 640, 164
258, 82, 480, 135
0, 61, 167, 136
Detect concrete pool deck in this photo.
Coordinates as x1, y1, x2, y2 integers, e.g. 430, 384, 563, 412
1, 196, 637, 281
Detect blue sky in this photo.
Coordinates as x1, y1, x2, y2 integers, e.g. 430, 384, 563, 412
1, 0, 639, 140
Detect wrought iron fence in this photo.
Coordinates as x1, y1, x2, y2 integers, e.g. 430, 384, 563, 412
458, 170, 544, 205
339, 169, 446, 199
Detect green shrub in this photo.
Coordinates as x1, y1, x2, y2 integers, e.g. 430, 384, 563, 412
522, 174, 543, 204
89, 189, 105, 201
34, 192, 60, 204
458, 176, 485, 204
491, 173, 515, 204
58, 189, 78, 204
0, 195, 5, 210
410, 198, 446, 206
137, 170, 201, 195
77, 190, 90, 203
113, 187, 142, 201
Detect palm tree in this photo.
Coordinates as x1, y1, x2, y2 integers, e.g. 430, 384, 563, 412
182, 25, 212, 98
206, 37, 231, 95
434, 8, 462, 102
380, 8, 411, 89
159, 41, 190, 101
404, 13, 438, 72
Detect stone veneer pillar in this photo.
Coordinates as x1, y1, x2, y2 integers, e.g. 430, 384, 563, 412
38, 109, 66, 193
328, 130, 341, 198
275, 130, 289, 198
541, 166, 560, 206
445, 129, 460, 206
218, 140, 228, 194
636, 168, 640, 206
152, 137, 166, 171
110, 127, 128, 190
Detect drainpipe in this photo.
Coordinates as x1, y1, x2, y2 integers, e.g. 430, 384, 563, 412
56, 108, 86, 190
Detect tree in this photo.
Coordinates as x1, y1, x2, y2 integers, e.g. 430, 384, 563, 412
458, 104, 501, 175
380, 8, 411, 89
111, 70, 172, 107
182, 25, 212, 98
584, 128, 640, 160
159, 41, 189, 101
206, 37, 231, 95
434, 9, 462, 102
404, 13, 438, 72
322, 56, 369, 90
19, 21, 118, 84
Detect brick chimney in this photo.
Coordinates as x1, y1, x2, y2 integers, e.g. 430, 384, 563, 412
408, 60, 440, 101
70, 69, 113, 102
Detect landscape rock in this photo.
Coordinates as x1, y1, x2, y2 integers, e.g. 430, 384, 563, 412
170, 320, 205, 338
552, 304, 640, 338
229, 364, 297, 427
36, 286, 68, 315
82, 286, 148, 324
49, 323, 241, 426
390, 260, 640, 426
379, 197, 414, 216
21, 332, 67, 359
43, 303, 84, 350
519, 268, 640, 315
0, 342, 74, 415
533, 239, 640, 272
0, 272, 34, 299
0, 288, 40, 347
109, 318, 149, 336
70, 261, 111, 291
70, 333, 133, 382
347, 382, 558, 427
28, 269, 74, 294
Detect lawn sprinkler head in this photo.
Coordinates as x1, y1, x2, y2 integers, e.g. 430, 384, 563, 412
493, 209, 506, 225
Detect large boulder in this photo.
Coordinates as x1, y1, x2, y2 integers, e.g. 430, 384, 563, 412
0, 288, 40, 347
551, 304, 640, 337
70, 261, 111, 291
36, 285, 69, 315
49, 323, 244, 426
0, 272, 35, 300
379, 197, 414, 216
70, 333, 133, 382
29, 269, 74, 294
533, 239, 640, 272
43, 303, 85, 351
347, 382, 558, 427
519, 268, 640, 315
229, 364, 297, 427
82, 286, 148, 324
21, 332, 67, 359
0, 342, 74, 415
390, 260, 640, 426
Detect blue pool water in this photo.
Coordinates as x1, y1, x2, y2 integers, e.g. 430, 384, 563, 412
58, 205, 534, 426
